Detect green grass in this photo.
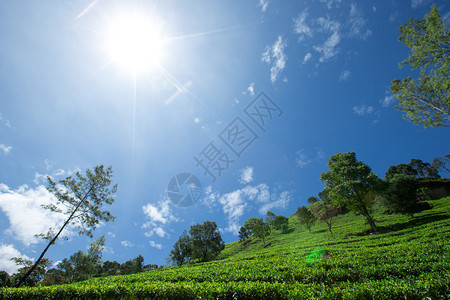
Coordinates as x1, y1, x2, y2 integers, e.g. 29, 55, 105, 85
1, 197, 449, 299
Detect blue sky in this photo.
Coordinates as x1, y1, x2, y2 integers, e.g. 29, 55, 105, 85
0, 0, 449, 273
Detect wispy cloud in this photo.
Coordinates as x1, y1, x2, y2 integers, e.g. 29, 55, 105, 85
319, 0, 342, 10
303, 52, 312, 64
149, 241, 163, 249
0, 184, 75, 246
313, 17, 341, 62
0, 244, 31, 274
0, 113, 11, 128
294, 10, 313, 41
380, 94, 395, 107
239, 166, 254, 184
247, 82, 255, 96
296, 149, 325, 168
121, 240, 134, 247
258, 0, 269, 12
142, 199, 177, 238
209, 183, 290, 235
339, 70, 351, 81
411, 0, 427, 9
0, 144, 12, 155
348, 3, 372, 40
262, 36, 287, 83
353, 104, 374, 116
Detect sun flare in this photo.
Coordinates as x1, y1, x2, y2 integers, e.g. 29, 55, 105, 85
106, 13, 164, 73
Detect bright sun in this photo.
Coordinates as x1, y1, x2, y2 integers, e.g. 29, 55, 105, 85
106, 13, 164, 73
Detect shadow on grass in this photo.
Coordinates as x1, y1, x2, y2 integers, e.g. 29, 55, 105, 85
347, 212, 449, 237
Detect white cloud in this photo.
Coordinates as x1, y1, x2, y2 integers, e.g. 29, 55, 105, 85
319, 0, 342, 10
411, 0, 426, 9
121, 240, 134, 247
258, 191, 291, 215
247, 82, 255, 96
372, 6, 377, 12
239, 166, 254, 184
348, 3, 372, 40
258, 0, 268, 12
294, 10, 312, 41
0, 244, 31, 274
381, 95, 395, 107
215, 183, 288, 234
0, 144, 12, 155
149, 240, 163, 249
107, 232, 116, 238
296, 150, 311, 168
0, 184, 74, 246
142, 199, 177, 238
339, 70, 351, 81
0, 113, 11, 128
262, 36, 287, 83
303, 52, 312, 64
314, 31, 340, 62
314, 17, 341, 62
353, 104, 374, 116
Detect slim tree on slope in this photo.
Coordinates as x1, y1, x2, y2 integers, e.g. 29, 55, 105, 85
17, 165, 117, 287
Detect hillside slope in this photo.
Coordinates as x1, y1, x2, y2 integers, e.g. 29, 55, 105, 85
1, 197, 449, 299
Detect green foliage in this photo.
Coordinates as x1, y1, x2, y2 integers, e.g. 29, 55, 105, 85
17, 165, 117, 287
238, 226, 250, 242
390, 4, 450, 128
385, 158, 440, 180
169, 231, 191, 266
320, 152, 381, 232
2, 197, 449, 299
383, 174, 420, 217
189, 220, 225, 262
0, 271, 11, 288
272, 215, 289, 233
307, 196, 319, 204
265, 211, 276, 234
120, 255, 145, 275
245, 218, 270, 244
295, 206, 316, 233
10, 258, 51, 287
432, 154, 450, 174
57, 235, 105, 283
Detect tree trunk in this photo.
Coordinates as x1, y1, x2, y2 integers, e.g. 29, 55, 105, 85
16, 185, 94, 287
355, 191, 378, 232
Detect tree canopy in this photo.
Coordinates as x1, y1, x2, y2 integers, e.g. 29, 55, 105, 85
189, 220, 225, 262
320, 152, 380, 232
17, 165, 117, 287
390, 4, 449, 127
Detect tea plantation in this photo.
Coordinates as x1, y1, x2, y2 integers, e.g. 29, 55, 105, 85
1, 197, 449, 299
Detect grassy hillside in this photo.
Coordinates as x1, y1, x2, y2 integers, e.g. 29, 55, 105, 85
1, 197, 449, 299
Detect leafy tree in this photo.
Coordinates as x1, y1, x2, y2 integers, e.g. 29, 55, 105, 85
189, 220, 225, 262
382, 174, 420, 217
296, 206, 316, 233
432, 155, 450, 174
0, 271, 11, 287
100, 261, 121, 276
307, 196, 319, 204
386, 158, 440, 180
57, 236, 105, 283
316, 203, 339, 235
265, 211, 276, 234
169, 231, 191, 266
390, 4, 449, 128
11, 257, 51, 287
320, 152, 381, 232
17, 165, 117, 287
120, 255, 145, 275
238, 226, 250, 242
251, 218, 270, 244
272, 215, 289, 233
41, 269, 66, 286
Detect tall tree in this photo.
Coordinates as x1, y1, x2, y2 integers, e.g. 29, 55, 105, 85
17, 165, 117, 287
320, 152, 381, 232
432, 155, 450, 174
250, 218, 270, 244
57, 236, 106, 283
296, 206, 316, 233
11, 257, 51, 287
390, 4, 449, 128
382, 174, 420, 217
189, 221, 224, 262
272, 215, 289, 233
169, 230, 191, 266
265, 211, 276, 234
307, 196, 319, 204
